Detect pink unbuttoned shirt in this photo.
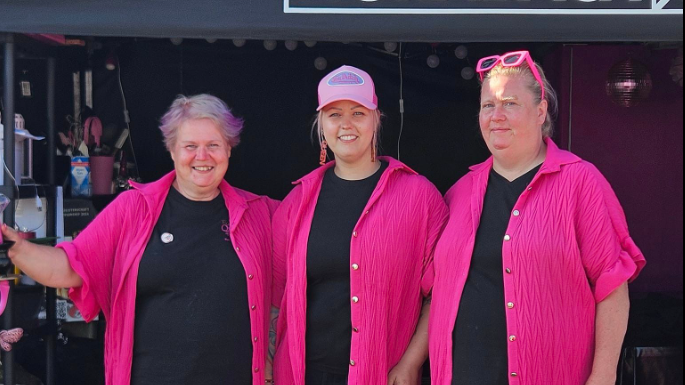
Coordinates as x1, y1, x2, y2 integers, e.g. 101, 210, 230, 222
429, 139, 646, 385
57, 171, 278, 385
272, 157, 449, 385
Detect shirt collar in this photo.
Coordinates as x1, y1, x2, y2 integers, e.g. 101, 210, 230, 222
469, 137, 581, 175
293, 156, 417, 185
129, 170, 252, 209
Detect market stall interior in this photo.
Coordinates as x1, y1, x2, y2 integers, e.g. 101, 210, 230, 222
0, 30, 683, 384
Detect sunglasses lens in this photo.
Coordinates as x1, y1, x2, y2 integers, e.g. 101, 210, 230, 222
480, 58, 498, 70
503, 54, 522, 65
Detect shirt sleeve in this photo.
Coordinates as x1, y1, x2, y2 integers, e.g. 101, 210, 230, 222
575, 163, 646, 303
421, 184, 450, 298
271, 188, 298, 308
56, 192, 136, 321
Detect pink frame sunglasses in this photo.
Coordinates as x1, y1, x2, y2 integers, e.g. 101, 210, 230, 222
476, 50, 546, 101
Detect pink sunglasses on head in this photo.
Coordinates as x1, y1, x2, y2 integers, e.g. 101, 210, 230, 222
476, 50, 546, 101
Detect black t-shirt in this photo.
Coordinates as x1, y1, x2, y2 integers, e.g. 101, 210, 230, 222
131, 187, 253, 385
451, 165, 540, 385
305, 162, 388, 375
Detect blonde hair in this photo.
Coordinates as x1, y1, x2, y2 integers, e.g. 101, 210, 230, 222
482, 62, 558, 138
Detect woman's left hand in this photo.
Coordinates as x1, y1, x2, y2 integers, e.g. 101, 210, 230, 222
387, 361, 420, 385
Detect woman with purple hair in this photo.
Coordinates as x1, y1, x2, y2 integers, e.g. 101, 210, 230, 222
3, 94, 277, 385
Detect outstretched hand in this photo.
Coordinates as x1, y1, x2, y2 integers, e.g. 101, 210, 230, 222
1, 223, 25, 258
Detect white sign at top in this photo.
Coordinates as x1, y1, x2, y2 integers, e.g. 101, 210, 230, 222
284, 0, 683, 14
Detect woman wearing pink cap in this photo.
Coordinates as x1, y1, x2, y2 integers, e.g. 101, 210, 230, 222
428, 51, 646, 385
269, 65, 448, 385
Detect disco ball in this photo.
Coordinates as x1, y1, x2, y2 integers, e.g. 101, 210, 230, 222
605, 58, 653, 108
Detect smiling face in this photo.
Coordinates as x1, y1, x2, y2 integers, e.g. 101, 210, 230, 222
320, 100, 377, 166
170, 118, 231, 200
479, 74, 548, 160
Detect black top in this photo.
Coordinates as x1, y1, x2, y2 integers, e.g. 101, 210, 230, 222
131, 187, 253, 385
306, 162, 388, 375
451, 165, 541, 385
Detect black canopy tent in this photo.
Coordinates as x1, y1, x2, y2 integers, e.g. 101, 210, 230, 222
0, 0, 682, 42
1, 2, 683, 385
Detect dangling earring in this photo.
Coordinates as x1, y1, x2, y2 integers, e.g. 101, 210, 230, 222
371, 132, 377, 163
319, 140, 328, 166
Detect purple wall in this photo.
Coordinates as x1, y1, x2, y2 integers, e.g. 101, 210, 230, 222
551, 45, 683, 294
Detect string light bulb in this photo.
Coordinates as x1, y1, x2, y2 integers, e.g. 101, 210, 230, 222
384, 42, 398, 53
427, 54, 440, 69
454, 45, 468, 60
461, 67, 475, 80
285, 40, 299, 51
315, 57, 328, 71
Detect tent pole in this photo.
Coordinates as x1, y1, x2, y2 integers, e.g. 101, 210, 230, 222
45, 56, 58, 385
2, 31, 17, 385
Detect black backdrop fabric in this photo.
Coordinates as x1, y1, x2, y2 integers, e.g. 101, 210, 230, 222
91, 39, 502, 199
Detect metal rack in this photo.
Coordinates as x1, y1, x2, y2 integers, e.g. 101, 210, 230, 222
2, 32, 58, 385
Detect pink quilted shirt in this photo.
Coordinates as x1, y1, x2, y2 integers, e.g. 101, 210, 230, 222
429, 139, 646, 385
272, 157, 449, 385
57, 171, 278, 385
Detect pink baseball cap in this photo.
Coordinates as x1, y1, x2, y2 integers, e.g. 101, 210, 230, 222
317, 65, 378, 111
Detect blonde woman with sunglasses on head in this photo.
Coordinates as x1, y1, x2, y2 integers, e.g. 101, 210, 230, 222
428, 51, 646, 385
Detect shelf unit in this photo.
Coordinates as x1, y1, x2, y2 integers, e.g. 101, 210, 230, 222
2, 32, 59, 385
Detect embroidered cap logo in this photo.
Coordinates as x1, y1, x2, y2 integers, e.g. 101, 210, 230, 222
328, 71, 365, 86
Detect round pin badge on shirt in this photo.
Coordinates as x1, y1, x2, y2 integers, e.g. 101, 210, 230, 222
161, 232, 174, 244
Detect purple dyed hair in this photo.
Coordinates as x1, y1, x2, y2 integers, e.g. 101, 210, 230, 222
159, 94, 243, 151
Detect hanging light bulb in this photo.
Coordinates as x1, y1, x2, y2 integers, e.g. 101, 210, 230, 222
170, 37, 183, 46
263, 40, 278, 51
105, 51, 117, 71
427, 54, 440, 69
233, 39, 247, 48
461, 67, 475, 80
304, 41, 317, 48
315, 57, 328, 71
384, 42, 398, 53
206, 38, 218, 44
454, 45, 468, 60
285, 40, 299, 51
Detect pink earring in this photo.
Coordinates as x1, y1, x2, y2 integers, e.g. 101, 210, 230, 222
319, 140, 328, 166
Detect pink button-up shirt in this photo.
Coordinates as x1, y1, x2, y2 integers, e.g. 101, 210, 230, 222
429, 139, 646, 385
58, 171, 278, 385
272, 157, 449, 385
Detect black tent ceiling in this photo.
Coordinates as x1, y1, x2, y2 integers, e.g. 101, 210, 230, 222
0, 0, 682, 42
